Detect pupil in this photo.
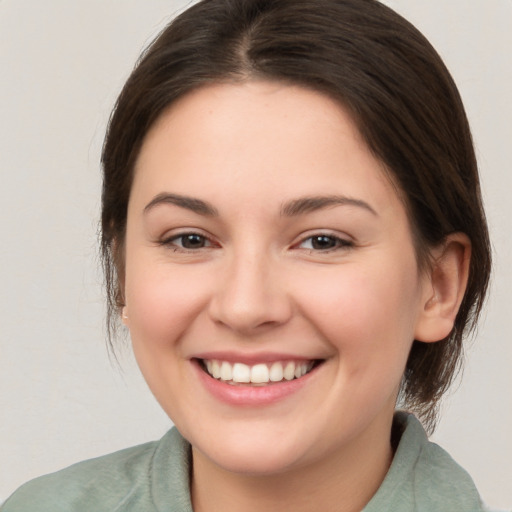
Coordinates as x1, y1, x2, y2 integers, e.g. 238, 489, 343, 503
183, 234, 205, 248
312, 236, 335, 250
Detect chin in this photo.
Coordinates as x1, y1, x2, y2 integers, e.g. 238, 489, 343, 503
187, 423, 313, 476
195, 442, 304, 476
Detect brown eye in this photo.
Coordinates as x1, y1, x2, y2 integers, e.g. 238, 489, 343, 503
164, 232, 213, 250
310, 235, 337, 250
298, 234, 352, 251
180, 234, 207, 249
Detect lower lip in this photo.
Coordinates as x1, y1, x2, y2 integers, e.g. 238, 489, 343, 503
193, 360, 318, 406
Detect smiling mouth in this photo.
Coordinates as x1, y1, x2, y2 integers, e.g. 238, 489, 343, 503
198, 359, 322, 385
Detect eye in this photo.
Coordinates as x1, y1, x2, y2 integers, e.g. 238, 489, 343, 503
164, 232, 213, 250
298, 234, 352, 251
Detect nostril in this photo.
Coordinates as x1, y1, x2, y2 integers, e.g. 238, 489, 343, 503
208, 280, 294, 333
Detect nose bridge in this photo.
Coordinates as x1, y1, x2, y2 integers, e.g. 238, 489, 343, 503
209, 240, 291, 332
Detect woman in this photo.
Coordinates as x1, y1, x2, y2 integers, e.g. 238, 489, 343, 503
2, 0, 496, 510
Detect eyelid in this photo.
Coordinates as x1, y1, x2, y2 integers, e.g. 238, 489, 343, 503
293, 231, 354, 252
156, 228, 353, 253
158, 229, 219, 250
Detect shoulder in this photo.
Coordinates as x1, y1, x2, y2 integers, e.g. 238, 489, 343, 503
409, 415, 489, 511
365, 412, 489, 512
1, 428, 191, 512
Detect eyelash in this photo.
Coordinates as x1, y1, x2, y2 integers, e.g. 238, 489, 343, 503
296, 233, 354, 253
159, 232, 216, 251
160, 231, 353, 254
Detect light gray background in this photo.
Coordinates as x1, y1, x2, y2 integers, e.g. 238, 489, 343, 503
1, 1, 510, 508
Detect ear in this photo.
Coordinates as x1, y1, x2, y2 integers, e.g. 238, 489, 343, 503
112, 236, 128, 325
414, 233, 471, 343
121, 306, 129, 326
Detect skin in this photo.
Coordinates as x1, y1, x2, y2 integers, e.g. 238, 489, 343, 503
122, 81, 469, 512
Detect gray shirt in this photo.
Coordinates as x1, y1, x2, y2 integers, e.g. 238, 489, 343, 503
1, 413, 490, 511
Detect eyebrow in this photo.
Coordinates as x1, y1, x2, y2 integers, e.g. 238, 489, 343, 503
144, 193, 219, 216
280, 195, 378, 217
143, 192, 377, 218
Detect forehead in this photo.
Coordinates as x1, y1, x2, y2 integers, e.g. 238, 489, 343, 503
132, 81, 403, 219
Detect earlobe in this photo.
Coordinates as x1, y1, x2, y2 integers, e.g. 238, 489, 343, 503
112, 236, 128, 325
122, 306, 129, 326
415, 233, 471, 343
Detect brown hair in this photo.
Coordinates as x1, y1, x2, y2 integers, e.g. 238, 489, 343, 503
101, 0, 491, 431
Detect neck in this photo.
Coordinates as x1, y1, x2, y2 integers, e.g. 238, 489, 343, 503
191, 414, 394, 512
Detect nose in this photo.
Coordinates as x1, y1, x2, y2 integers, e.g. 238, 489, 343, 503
208, 249, 293, 334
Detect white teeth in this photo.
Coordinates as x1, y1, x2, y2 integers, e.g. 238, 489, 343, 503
251, 364, 269, 383
220, 361, 232, 381
283, 362, 295, 380
232, 363, 251, 383
203, 359, 316, 384
269, 362, 283, 382
211, 360, 221, 379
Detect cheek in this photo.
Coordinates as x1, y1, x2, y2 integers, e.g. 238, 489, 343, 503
123, 258, 215, 419
295, 259, 421, 363
124, 255, 212, 350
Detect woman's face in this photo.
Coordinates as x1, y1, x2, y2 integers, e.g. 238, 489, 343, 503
123, 81, 432, 475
